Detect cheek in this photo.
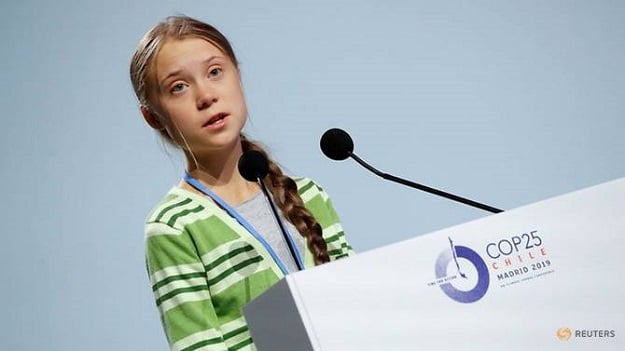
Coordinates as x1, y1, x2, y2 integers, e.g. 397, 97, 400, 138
239, 97, 248, 115
232, 85, 248, 113
160, 100, 193, 123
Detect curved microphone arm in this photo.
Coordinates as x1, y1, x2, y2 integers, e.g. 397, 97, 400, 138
348, 152, 504, 214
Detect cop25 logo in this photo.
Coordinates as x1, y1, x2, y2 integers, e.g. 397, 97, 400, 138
435, 237, 490, 303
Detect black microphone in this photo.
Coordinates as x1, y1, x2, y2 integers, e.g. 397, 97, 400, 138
320, 128, 503, 214
238, 150, 270, 181
238, 150, 304, 271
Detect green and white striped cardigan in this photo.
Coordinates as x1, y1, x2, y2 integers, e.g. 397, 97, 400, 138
145, 177, 354, 351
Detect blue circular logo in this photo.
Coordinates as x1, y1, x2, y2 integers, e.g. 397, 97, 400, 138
435, 241, 490, 303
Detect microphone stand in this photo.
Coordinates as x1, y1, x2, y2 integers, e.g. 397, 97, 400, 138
239, 150, 304, 272
348, 152, 504, 214
254, 176, 304, 271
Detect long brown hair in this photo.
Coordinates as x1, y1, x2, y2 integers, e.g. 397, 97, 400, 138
130, 15, 329, 264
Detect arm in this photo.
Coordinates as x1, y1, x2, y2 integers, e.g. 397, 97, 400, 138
296, 177, 355, 260
145, 223, 229, 351
320, 195, 355, 260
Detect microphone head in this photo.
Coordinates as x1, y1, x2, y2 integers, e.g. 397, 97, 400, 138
320, 128, 354, 161
238, 150, 269, 182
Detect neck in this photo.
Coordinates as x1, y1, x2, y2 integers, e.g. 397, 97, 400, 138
182, 138, 259, 205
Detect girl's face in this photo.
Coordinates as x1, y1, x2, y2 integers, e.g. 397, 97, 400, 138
148, 37, 247, 156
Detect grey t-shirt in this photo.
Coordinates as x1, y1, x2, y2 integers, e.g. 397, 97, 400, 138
234, 190, 307, 273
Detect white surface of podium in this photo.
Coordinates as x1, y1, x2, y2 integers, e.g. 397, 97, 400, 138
244, 178, 625, 350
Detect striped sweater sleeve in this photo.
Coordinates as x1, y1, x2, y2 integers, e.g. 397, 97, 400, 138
145, 220, 229, 351
321, 194, 355, 260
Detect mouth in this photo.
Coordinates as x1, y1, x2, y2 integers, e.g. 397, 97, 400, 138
203, 113, 228, 127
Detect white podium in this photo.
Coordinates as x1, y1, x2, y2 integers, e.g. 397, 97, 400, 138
244, 178, 625, 350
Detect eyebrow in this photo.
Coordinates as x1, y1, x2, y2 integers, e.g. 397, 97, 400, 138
158, 55, 224, 87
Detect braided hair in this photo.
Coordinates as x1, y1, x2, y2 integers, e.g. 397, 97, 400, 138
241, 135, 330, 265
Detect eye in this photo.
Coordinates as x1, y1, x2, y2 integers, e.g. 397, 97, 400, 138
208, 67, 223, 78
170, 82, 187, 94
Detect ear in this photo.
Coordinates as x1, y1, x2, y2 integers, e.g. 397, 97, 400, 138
141, 106, 165, 131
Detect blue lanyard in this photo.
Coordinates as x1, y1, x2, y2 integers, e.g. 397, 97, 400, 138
183, 173, 303, 275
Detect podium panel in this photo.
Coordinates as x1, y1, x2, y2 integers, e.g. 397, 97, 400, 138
244, 178, 625, 350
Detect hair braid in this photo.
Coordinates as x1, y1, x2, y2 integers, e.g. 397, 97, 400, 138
241, 135, 330, 265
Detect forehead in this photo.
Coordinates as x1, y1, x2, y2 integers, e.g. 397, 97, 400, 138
154, 37, 226, 76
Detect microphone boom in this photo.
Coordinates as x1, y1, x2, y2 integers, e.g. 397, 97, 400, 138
319, 128, 503, 214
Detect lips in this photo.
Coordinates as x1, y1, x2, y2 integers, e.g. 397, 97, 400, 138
203, 113, 228, 127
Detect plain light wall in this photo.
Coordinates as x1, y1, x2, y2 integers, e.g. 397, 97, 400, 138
1, 1, 624, 349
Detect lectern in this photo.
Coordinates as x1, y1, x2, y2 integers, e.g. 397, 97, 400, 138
244, 178, 624, 350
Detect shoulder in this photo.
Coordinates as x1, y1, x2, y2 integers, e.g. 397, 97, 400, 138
292, 176, 330, 203
144, 187, 219, 238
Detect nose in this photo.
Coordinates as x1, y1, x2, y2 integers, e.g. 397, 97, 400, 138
196, 82, 217, 110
